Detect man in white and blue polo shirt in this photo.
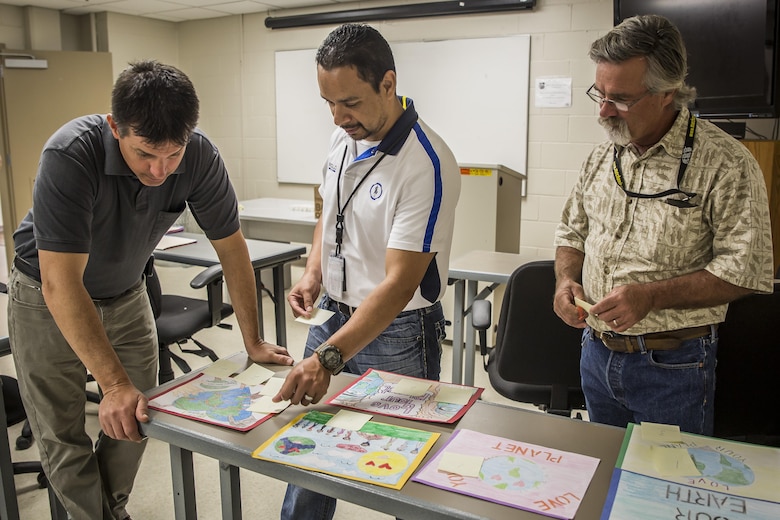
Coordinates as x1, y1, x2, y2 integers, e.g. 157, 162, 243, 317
274, 23, 461, 520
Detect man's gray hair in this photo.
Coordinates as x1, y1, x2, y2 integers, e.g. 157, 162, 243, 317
589, 14, 696, 110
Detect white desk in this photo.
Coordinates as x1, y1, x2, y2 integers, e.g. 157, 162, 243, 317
448, 250, 551, 386
239, 198, 318, 244
154, 233, 306, 349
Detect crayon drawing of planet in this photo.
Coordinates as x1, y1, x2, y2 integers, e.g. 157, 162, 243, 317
274, 436, 316, 456
480, 455, 545, 492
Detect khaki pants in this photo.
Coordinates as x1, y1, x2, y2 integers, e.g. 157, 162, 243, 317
7, 267, 158, 520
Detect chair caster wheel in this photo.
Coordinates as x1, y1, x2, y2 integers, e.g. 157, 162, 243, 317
16, 436, 33, 450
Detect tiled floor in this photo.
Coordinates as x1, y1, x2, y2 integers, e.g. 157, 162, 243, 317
0, 258, 546, 519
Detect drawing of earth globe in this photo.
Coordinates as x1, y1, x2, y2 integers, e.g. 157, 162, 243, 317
479, 456, 545, 491
687, 447, 754, 486
274, 436, 316, 456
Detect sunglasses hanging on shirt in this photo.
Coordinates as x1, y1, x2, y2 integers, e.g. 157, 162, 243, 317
612, 113, 698, 209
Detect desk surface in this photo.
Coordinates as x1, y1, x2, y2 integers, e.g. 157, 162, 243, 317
449, 250, 551, 283
154, 232, 306, 269
239, 198, 318, 226
143, 354, 624, 520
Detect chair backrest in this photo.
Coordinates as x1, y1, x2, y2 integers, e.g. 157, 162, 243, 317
713, 282, 780, 446
144, 256, 162, 320
492, 260, 584, 388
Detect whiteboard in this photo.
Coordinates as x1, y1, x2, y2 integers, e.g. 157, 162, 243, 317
275, 35, 530, 184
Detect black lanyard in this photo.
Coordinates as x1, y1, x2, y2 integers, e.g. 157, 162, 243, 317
612, 113, 698, 208
334, 145, 387, 255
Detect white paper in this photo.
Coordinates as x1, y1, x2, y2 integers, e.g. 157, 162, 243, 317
295, 308, 335, 326
259, 377, 286, 397
535, 77, 572, 108
325, 409, 373, 430
233, 364, 275, 386
248, 395, 290, 414
202, 359, 241, 378
155, 235, 196, 250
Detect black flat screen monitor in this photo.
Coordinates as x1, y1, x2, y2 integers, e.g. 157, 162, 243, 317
614, 0, 780, 119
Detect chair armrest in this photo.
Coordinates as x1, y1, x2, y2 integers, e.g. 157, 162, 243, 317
190, 265, 228, 327
189, 264, 225, 289
472, 299, 492, 331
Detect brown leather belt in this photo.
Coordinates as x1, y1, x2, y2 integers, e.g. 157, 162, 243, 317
598, 325, 716, 353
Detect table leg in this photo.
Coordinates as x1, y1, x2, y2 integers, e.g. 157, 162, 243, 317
254, 271, 266, 341
450, 279, 465, 384
464, 280, 478, 387
219, 462, 242, 520
170, 445, 197, 520
273, 264, 288, 347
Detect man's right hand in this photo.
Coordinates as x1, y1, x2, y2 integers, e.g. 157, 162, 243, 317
287, 272, 322, 319
553, 278, 588, 329
98, 382, 149, 442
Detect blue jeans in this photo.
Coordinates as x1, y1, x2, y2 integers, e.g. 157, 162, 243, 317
580, 326, 718, 435
281, 294, 445, 520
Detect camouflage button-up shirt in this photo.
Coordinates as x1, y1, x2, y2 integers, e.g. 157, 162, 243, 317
555, 108, 774, 334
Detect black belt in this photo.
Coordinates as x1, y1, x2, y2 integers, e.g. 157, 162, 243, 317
336, 301, 358, 317
13, 257, 41, 282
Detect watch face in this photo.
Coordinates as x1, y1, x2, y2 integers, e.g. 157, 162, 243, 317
319, 345, 343, 370
322, 349, 340, 367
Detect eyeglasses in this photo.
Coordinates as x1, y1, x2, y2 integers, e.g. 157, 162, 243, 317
587, 84, 652, 112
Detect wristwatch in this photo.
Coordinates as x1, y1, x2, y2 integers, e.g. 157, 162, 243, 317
314, 343, 345, 375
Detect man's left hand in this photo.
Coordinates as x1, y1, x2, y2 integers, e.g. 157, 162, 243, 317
591, 284, 653, 332
273, 355, 330, 406
246, 339, 294, 366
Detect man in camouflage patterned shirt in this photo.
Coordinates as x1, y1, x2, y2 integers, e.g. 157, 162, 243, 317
553, 15, 774, 435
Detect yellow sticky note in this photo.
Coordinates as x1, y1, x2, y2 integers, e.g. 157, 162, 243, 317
325, 409, 372, 430
233, 364, 275, 386
653, 446, 700, 476
640, 422, 683, 443
438, 452, 484, 478
247, 396, 290, 414
295, 308, 335, 326
202, 359, 240, 378
259, 377, 285, 397
435, 385, 473, 405
574, 297, 593, 313
393, 378, 431, 397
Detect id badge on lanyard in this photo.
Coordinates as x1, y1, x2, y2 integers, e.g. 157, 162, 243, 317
327, 252, 346, 299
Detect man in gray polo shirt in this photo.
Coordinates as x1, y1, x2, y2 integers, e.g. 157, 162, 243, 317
7, 60, 293, 520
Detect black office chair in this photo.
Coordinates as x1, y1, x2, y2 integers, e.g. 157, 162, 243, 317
146, 257, 234, 384
472, 260, 586, 417
713, 280, 780, 447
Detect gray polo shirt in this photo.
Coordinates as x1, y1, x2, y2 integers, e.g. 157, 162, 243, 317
13, 114, 240, 299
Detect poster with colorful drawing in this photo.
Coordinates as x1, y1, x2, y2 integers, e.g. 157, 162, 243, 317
412, 429, 601, 519
327, 369, 483, 423
601, 423, 780, 519
148, 373, 274, 431
252, 410, 439, 490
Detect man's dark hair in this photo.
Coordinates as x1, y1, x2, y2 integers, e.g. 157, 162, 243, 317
315, 23, 395, 92
111, 60, 199, 146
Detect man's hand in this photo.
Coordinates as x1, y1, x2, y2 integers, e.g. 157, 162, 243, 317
98, 383, 149, 442
273, 355, 331, 406
553, 278, 589, 329
591, 284, 653, 333
287, 272, 322, 319
246, 339, 294, 366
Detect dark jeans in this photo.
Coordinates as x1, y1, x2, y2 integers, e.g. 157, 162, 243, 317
580, 326, 718, 435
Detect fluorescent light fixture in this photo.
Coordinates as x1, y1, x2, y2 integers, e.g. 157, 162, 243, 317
4, 58, 48, 69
